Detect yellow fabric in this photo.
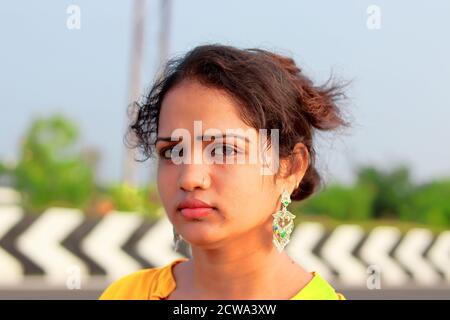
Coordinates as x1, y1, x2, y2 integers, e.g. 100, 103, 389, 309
99, 258, 346, 300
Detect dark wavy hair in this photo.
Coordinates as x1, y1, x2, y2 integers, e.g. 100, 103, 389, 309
126, 44, 351, 201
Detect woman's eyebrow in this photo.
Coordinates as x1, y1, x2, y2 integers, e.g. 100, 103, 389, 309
198, 133, 250, 143
156, 134, 250, 144
155, 136, 176, 143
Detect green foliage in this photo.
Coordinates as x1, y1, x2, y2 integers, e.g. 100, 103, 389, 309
293, 165, 450, 227
399, 180, 450, 226
355, 165, 414, 219
294, 183, 375, 221
13, 115, 95, 213
104, 182, 162, 219
0, 114, 163, 220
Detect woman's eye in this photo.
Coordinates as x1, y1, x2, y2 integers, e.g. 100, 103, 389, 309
159, 144, 239, 160
160, 146, 183, 159
213, 145, 238, 156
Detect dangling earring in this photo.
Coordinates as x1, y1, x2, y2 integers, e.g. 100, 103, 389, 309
173, 227, 183, 252
272, 188, 296, 252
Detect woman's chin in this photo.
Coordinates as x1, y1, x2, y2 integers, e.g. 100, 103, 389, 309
178, 226, 224, 248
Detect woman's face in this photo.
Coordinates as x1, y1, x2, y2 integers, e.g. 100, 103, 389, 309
156, 79, 288, 249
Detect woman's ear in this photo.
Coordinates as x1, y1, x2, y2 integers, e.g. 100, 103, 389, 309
274, 143, 309, 193
292, 142, 310, 185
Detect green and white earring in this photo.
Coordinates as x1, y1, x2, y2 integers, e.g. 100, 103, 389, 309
173, 227, 183, 252
272, 188, 296, 252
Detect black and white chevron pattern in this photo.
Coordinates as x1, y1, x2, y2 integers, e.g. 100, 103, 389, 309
287, 223, 450, 287
0, 205, 449, 288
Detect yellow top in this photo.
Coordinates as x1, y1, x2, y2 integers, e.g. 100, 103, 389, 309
99, 258, 346, 300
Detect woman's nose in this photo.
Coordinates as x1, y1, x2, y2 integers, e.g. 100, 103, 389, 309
178, 164, 210, 191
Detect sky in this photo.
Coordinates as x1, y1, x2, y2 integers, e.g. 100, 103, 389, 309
1, 0, 449, 187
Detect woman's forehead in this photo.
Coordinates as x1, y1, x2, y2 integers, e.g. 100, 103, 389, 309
158, 79, 255, 137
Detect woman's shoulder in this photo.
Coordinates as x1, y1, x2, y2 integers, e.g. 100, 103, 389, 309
291, 272, 346, 300
98, 258, 189, 300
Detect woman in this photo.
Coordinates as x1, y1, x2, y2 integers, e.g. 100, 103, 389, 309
100, 44, 349, 300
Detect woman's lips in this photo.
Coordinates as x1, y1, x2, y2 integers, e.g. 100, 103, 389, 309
177, 198, 215, 219
179, 207, 214, 219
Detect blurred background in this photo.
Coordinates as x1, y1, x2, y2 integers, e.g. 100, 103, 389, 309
0, 0, 449, 299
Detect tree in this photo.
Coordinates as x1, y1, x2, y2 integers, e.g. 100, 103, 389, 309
295, 183, 375, 221
13, 115, 95, 213
355, 165, 414, 219
399, 180, 450, 226
103, 182, 162, 220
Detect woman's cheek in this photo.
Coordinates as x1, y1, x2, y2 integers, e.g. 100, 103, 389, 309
226, 167, 262, 220
157, 165, 176, 212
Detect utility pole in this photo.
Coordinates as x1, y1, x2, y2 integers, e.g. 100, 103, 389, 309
123, 0, 147, 186
148, 0, 172, 183
158, 0, 171, 70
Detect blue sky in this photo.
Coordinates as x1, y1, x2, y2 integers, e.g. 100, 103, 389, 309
1, 0, 449, 186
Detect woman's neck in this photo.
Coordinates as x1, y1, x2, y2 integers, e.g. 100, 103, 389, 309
180, 228, 312, 299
